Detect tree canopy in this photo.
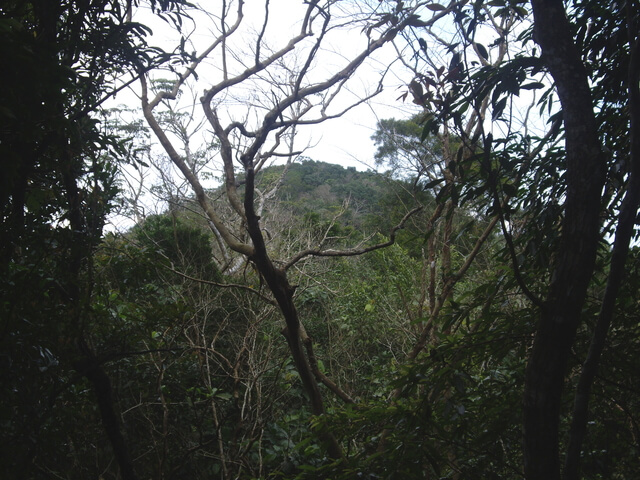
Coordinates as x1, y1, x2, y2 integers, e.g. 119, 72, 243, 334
1, 1, 639, 479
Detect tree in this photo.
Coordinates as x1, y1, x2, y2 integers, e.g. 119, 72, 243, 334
4, 0, 638, 477
92, 217, 286, 479
525, 2, 639, 478
390, 1, 640, 478
138, 0, 451, 459
0, 1, 191, 478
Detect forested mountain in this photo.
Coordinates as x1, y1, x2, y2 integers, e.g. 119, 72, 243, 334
270, 161, 396, 223
2, 1, 639, 480
256, 160, 436, 250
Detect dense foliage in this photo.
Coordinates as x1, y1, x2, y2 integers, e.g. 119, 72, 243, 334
1, 1, 639, 479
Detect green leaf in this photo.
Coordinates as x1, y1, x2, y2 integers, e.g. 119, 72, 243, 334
475, 43, 489, 61
426, 4, 447, 11
521, 82, 545, 90
514, 6, 528, 17
502, 183, 518, 197
423, 178, 445, 189
492, 97, 508, 121
421, 116, 439, 141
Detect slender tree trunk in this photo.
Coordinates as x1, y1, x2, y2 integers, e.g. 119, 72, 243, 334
244, 165, 343, 460
564, 26, 640, 480
524, 2, 607, 479
76, 355, 140, 480
62, 147, 139, 480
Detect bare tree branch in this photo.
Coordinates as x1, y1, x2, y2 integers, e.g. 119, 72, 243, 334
284, 204, 424, 269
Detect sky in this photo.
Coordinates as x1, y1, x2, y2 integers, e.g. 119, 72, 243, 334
106, 2, 549, 231
105, 1, 422, 228
108, 1, 498, 229
127, 1, 422, 172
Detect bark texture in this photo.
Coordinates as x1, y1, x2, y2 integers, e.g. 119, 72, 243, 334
524, 2, 606, 479
564, 23, 640, 480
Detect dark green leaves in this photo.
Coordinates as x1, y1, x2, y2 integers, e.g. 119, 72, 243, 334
426, 3, 448, 11
475, 42, 489, 61
492, 97, 508, 121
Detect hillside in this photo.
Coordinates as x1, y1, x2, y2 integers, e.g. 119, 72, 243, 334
256, 159, 433, 242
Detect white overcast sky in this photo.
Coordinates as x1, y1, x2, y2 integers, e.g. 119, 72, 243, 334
105, 1, 544, 229
125, 1, 422, 172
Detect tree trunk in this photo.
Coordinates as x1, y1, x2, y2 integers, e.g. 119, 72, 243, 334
62, 145, 139, 480
564, 27, 640, 480
76, 355, 140, 480
244, 165, 344, 460
524, 2, 607, 479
